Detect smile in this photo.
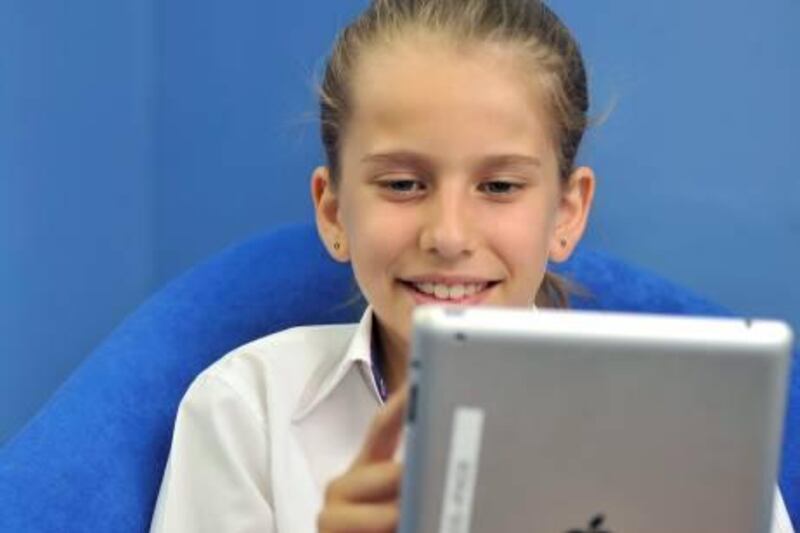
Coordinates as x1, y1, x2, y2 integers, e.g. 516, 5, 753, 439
398, 278, 499, 304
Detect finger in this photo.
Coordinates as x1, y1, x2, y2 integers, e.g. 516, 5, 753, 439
317, 501, 399, 533
355, 384, 409, 466
325, 461, 403, 503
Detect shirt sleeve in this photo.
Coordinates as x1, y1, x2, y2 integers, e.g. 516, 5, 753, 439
150, 372, 276, 533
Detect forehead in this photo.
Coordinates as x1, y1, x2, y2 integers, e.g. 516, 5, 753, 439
344, 35, 556, 164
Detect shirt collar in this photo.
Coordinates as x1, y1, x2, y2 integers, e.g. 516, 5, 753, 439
292, 306, 378, 422
291, 303, 538, 423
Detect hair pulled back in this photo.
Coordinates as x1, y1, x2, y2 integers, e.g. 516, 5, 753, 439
319, 0, 590, 308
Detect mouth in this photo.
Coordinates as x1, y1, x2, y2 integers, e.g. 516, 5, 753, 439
398, 278, 500, 305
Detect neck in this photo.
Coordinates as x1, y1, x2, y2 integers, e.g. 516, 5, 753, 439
373, 319, 409, 394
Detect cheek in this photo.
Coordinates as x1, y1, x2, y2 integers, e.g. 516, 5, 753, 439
486, 199, 556, 256
340, 192, 418, 275
483, 199, 557, 299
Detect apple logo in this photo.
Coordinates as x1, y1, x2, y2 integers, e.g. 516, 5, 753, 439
565, 513, 612, 533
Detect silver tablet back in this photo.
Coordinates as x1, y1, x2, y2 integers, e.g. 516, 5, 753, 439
399, 306, 793, 533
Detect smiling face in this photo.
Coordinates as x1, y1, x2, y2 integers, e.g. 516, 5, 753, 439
313, 35, 594, 361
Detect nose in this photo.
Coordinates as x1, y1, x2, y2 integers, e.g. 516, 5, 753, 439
419, 189, 475, 260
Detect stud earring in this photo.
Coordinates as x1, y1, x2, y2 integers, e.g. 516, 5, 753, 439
560, 238, 567, 248
333, 241, 341, 251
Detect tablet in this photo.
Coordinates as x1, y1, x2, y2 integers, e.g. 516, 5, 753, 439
398, 306, 793, 533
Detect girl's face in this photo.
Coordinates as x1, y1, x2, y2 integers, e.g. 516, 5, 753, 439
313, 36, 594, 358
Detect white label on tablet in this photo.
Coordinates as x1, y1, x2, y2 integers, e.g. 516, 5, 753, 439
438, 407, 485, 533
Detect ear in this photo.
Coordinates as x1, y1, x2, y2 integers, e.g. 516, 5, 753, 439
311, 166, 349, 262
548, 166, 595, 263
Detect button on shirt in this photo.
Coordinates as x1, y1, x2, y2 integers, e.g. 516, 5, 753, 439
150, 308, 795, 533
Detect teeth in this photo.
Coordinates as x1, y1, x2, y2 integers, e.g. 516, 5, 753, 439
434, 284, 449, 299
412, 282, 487, 300
450, 285, 465, 299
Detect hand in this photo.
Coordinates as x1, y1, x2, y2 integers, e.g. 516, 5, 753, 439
317, 385, 409, 533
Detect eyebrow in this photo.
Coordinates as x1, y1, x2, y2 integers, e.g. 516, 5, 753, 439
361, 151, 542, 170
361, 151, 430, 166
479, 154, 542, 170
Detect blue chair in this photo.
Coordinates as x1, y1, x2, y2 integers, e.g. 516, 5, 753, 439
1, 223, 797, 531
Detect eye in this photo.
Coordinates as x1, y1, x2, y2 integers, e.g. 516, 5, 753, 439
478, 180, 524, 196
387, 179, 422, 192
377, 177, 427, 197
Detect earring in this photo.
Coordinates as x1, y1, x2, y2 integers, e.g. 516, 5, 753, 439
560, 238, 567, 248
333, 241, 341, 251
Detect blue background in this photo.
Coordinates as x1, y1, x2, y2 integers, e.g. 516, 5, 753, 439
2, 0, 798, 444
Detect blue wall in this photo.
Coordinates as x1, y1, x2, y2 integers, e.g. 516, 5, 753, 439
554, 0, 800, 332
2, 0, 798, 443
1, 1, 156, 443
155, 0, 364, 281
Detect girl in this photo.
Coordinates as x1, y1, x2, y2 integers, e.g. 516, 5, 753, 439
150, 1, 794, 532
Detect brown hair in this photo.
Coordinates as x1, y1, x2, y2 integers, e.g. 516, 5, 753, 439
319, 0, 590, 308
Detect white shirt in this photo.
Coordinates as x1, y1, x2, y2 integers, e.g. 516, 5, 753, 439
150, 308, 795, 533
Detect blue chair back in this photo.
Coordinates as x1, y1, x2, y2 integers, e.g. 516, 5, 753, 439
1, 223, 797, 531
